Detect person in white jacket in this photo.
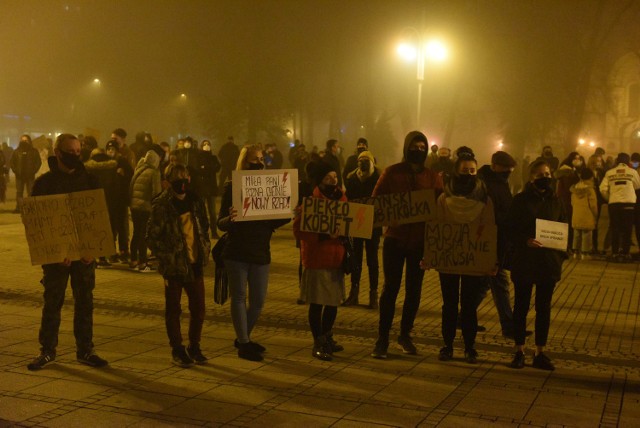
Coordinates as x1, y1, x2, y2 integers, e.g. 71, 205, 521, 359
599, 153, 640, 262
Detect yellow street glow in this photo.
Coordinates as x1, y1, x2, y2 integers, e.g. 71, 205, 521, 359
425, 40, 447, 62
397, 43, 417, 61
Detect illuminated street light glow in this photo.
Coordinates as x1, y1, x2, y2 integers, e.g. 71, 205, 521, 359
180, 93, 187, 98
589, 141, 595, 147
425, 40, 448, 62
578, 138, 585, 145
397, 43, 417, 61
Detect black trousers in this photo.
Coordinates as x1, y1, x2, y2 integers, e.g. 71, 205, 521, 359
130, 209, 150, 263
439, 273, 484, 350
512, 278, 556, 346
39, 261, 96, 354
609, 203, 634, 255
378, 238, 425, 338
350, 231, 381, 291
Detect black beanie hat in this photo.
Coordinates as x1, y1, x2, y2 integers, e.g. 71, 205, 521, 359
306, 160, 337, 186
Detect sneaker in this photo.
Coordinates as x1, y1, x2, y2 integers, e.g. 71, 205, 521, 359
371, 337, 389, 359
237, 342, 264, 362
464, 348, 479, 364
129, 261, 138, 269
234, 339, 266, 353
172, 346, 195, 367
187, 345, 208, 365
438, 346, 453, 361
138, 264, 156, 273
96, 258, 112, 268
27, 352, 56, 371
77, 351, 108, 368
108, 254, 120, 264
509, 351, 525, 369
397, 335, 417, 355
532, 352, 555, 371
118, 253, 130, 263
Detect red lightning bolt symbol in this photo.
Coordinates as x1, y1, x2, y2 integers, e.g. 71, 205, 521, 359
356, 207, 365, 229
282, 172, 288, 187
243, 196, 251, 217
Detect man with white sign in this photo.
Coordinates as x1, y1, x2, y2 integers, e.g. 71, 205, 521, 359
507, 159, 568, 371
26, 134, 108, 371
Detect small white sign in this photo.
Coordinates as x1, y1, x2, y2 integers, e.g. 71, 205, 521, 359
535, 219, 569, 251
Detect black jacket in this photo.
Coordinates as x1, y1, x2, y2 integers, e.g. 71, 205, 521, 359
217, 181, 289, 265
84, 153, 121, 210
32, 157, 100, 197
197, 152, 221, 197
507, 183, 568, 282
10, 142, 42, 180
478, 165, 513, 267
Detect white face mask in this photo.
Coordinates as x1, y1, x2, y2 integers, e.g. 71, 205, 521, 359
184, 142, 192, 149
203, 145, 211, 152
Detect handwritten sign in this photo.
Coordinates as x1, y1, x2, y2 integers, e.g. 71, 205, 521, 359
232, 169, 298, 221
536, 219, 569, 251
423, 221, 497, 275
21, 189, 115, 265
352, 189, 436, 227
301, 197, 374, 239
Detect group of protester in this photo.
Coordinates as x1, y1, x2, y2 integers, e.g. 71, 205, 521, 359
22, 128, 640, 373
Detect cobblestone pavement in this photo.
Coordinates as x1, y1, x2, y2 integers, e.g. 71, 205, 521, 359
0, 199, 639, 427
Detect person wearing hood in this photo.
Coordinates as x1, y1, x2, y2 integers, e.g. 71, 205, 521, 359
477, 151, 522, 339
434, 151, 495, 364
294, 160, 348, 361
344, 150, 382, 308
599, 152, 640, 262
534, 145, 559, 173
430, 147, 455, 180
26, 133, 108, 371
218, 144, 290, 362
129, 149, 162, 272
147, 163, 211, 367
130, 131, 154, 164
342, 138, 369, 182
570, 168, 598, 260
84, 148, 121, 267
370, 131, 444, 359
507, 159, 567, 371
10, 134, 42, 213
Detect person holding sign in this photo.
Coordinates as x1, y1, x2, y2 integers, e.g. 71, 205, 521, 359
294, 161, 347, 361
433, 151, 495, 364
371, 131, 444, 359
217, 144, 290, 362
26, 133, 108, 371
147, 163, 211, 367
344, 149, 381, 308
507, 159, 567, 371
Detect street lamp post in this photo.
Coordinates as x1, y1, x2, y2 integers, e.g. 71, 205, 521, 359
397, 32, 448, 129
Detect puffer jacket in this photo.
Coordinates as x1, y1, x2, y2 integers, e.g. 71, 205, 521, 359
129, 150, 162, 212
570, 179, 598, 230
146, 189, 210, 281
293, 186, 347, 269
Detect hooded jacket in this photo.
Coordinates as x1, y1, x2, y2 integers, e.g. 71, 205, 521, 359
599, 163, 640, 204
507, 183, 567, 282
10, 142, 42, 180
345, 150, 381, 200
129, 150, 162, 212
146, 189, 210, 280
570, 179, 598, 230
372, 131, 443, 250
31, 156, 100, 197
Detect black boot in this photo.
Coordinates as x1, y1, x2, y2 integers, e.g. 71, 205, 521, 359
342, 284, 359, 306
368, 289, 378, 309
312, 335, 332, 361
325, 331, 344, 353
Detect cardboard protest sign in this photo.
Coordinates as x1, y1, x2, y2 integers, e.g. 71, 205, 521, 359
301, 197, 374, 239
352, 189, 436, 227
232, 169, 298, 221
423, 221, 497, 276
21, 189, 115, 265
535, 219, 569, 251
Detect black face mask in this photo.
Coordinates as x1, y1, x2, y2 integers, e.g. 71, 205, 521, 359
406, 150, 427, 165
358, 160, 371, 171
357, 147, 367, 154
171, 179, 189, 195
320, 183, 341, 200
247, 162, 265, 170
496, 171, 511, 181
543, 151, 552, 157
453, 174, 476, 195
59, 151, 83, 170
533, 176, 552, 191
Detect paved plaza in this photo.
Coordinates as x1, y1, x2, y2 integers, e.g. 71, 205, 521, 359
1, 192, 639, 427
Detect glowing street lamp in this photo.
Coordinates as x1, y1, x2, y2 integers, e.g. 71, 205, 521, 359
397, 31, 448, 129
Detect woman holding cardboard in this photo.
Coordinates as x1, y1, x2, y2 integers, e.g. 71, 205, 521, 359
431, 150, 495, 364
217, 144, 289, 362
507, 159, 567, 370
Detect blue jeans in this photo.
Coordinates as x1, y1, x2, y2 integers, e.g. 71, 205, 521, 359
225, 260, 270, 344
